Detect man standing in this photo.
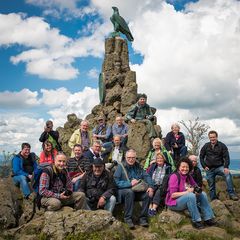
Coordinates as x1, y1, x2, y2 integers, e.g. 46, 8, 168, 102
66, 144, 91, 191
79, 158, 116, 213
68, 120, 92, 157
200, 130, 238, 201
114, 149, 154, 229
39, 120, 62, 151
12, 143, 38, 199
125, 93, 156, 139
39, 152, 86, 211
112, 116, 128, 145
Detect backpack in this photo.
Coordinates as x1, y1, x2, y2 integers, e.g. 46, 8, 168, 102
32, 163, 54, 210
158, 171, 181, 208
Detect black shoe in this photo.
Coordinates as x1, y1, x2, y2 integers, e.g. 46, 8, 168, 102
230, 194, 239, 201
125, 220, 135, 230
139, 218, 149, 227
192, 221, 204, 229
204, 219, 216, 226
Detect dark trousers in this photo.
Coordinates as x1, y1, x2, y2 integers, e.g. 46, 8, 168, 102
118, 188, 150, 222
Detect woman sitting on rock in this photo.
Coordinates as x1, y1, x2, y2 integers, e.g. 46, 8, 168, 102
144, 138, 175, 171
39, 140, 57, 164
147, 152, 172, 216
166, 157, 215, 229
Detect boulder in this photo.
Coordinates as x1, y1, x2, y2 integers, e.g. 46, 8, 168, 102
127, 121, 151, 161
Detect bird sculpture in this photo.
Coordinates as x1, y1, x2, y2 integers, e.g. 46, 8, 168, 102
110, 6, 134, 42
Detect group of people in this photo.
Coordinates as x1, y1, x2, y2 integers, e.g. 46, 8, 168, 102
11, 93, 239, 230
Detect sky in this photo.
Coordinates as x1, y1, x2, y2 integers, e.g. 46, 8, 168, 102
0, 0, 240, 159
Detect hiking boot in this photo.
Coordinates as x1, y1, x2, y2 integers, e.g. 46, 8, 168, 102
192, 221, 204, 229
148, 208, 157, 217
125, 219, 135, 230
204, 219, 216, 227
139, 218, 149, 227
230, 194, 239, 201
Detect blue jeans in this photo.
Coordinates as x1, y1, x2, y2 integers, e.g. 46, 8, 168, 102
206, 166, 236, 200
104, 195, 116, 213
168, 192, 214, 222
13, 175, 31, 198
118, 188, 150, 222
73, 179, 81, 192
86, 195, 116, 213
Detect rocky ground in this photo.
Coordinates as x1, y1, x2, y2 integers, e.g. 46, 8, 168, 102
0, 176, 240, 240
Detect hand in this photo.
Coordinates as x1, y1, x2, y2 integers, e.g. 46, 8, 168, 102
147, 187, 154, 198
205, 167, 209, 171
130, 119, 136, 123
97, 197, 106, 208
150, 160, 156, 165
44, 126, 50, 132
60, 192, 70, 199
173, 143, 178, 148
131, 179, 139, 186
72, 172, 85, 183
28, 174, 33, 180
224, 168, 230, 174
186, 187, 194, 193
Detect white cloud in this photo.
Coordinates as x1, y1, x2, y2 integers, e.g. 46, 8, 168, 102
48, 87, 98, 127
26, 0, 96, 19
0, 89, 39, 108
87, 68, 99, 79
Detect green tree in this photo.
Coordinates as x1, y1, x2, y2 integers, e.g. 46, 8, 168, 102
180, 117, 210, 155
0, 150, 16, 178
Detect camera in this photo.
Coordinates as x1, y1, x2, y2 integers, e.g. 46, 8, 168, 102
64, 190, 73, 196
193, 186, 202, 194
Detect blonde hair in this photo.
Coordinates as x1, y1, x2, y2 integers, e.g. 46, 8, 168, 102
156, 152, 166, 162
152, 138, 162, 146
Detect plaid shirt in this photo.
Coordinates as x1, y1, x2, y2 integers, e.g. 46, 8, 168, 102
39, 168, 73, 199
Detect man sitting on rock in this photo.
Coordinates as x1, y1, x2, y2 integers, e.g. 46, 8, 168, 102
114, 149, 154, 229
112, 115, 128, 146
39, 152, 86, 211
188, 155, 203, 188
83, 140, 103, 163
79, 158, 116, 213
68, 120, 92, 157
125, 93, 157, 139
12, 142, 38, 199
66, 144, 91, 192
92, 115, 112, 149
102, 135, 128, 171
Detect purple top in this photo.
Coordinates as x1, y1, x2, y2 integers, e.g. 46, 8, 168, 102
165, 172, 196, 206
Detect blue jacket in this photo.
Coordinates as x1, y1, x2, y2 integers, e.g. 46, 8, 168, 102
114, 161, 154, 189
12, 152, 38, 177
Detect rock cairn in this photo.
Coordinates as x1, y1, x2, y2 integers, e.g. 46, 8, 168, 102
58, 37, 161, 160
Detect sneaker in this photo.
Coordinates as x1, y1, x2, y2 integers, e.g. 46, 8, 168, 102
139, 218, 149, 227
148, 208, 157, 217
125, 219, 135, 230
230, 194, 239, 201
204, 219, 216, 227
192, 221, 204, 229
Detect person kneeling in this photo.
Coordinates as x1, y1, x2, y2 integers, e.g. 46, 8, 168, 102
79, 158, 116, 213
165, 157, 215, 229
39, 152, 86, 211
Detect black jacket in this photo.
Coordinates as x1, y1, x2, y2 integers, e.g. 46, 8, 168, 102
165, 131, 185, 152
190, 166, 203, 187
79, 170, 116, 209
39, 130, 62, 151
200, 141, 230, 169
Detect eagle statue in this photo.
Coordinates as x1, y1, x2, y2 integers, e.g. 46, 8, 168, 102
110, 6, 134, 42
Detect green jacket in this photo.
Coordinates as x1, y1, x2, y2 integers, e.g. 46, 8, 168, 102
126, 103, 153, 121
